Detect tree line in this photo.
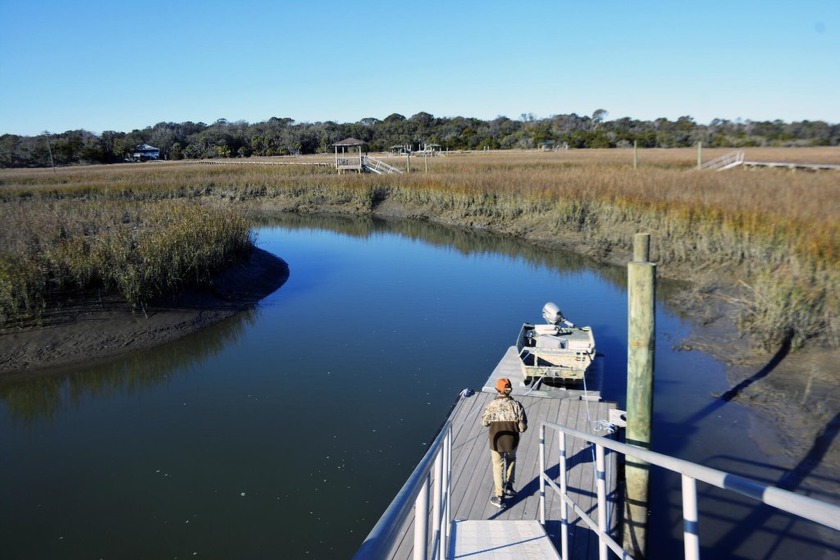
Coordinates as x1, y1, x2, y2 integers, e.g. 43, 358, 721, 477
1, 111, 838, 168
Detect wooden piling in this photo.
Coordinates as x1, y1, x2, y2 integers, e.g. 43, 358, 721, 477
623, 233, 656, 558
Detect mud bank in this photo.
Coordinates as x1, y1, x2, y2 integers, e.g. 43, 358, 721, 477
0, 247, 289, 375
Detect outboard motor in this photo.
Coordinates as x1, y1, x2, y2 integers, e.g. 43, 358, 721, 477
542, 302, 564, 325
542, 302, 575, 328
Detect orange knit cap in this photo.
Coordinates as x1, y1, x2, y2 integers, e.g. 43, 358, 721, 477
495, 378, 512, 392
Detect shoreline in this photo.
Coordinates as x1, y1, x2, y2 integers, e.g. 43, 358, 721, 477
0, 247, 289, 375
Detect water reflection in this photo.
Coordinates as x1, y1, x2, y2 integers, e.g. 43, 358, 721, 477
255, 212, 686, 304
0, 211, 697, 429
0, 308, 259, 426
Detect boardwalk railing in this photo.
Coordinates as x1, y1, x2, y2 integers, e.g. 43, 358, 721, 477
196, 159, 330, 166
364, 156, 404, 174
540, 420, 840, 560
353, 419, 452, 560
698, 150, 744, 171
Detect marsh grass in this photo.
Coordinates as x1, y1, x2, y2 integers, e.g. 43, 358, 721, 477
0, 198, 251, 324
1, 147, 838, 348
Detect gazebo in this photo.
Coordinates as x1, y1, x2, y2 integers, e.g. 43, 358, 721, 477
333, 137, 367, 173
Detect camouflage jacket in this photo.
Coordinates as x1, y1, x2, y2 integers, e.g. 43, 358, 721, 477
481, 395, 527, 452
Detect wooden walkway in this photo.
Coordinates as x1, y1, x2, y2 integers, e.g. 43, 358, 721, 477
742, 161, 840, 171
387, 347, 619, 559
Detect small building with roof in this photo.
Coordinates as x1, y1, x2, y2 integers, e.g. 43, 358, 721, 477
333, 137, 367, 173
131, 144, 161, 161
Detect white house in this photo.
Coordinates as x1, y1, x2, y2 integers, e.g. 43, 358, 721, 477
131, 144, 161, 161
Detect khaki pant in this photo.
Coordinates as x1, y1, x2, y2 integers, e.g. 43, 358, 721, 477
490, 449, 516, 498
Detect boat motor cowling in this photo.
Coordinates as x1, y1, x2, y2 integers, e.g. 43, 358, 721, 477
542, 302, 564, 325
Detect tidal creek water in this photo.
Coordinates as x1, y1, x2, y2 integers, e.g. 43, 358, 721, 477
1, 214, 836, 559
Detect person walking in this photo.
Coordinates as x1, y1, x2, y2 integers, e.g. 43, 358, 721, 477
481, 377, 528, 508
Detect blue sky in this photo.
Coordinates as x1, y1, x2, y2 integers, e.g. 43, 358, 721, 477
1, 0, 837, 136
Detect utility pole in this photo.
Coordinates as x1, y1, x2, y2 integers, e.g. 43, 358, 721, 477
623, 232, 656, 558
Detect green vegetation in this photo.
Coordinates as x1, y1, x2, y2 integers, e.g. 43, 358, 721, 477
1, 111, 838, 168
1, 148, 837, 351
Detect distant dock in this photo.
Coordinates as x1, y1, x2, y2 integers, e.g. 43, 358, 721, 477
700, 150, 840, 171
742, 160, 840, 171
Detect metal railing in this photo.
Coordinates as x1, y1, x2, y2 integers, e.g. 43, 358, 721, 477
353, 419, 452, 560
698, 150, 744, 170
539, 420, 840, 560
364, 156, 404, 174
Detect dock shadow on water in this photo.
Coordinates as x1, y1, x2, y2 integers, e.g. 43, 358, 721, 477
648, 338, 840, 560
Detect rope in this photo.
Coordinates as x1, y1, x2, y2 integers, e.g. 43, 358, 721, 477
523, 374, 546, 396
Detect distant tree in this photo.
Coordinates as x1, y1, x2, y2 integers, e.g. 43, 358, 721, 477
0, 134, 22, 167
592, 109, 608, 129
409, 111, 434, 128
5, 111, 839, 167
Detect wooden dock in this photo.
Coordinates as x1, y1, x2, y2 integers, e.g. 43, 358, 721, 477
742, 160, 840, 171
385, 347, 619, 560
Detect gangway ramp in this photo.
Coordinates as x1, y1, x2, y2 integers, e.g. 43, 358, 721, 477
698, 150, 744, 171
364, 156, 403, 174
449, 519, 561, 559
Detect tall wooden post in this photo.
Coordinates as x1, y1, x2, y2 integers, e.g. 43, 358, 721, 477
697, 141, 703, 169
633, 140, 638, 169
623, 232, 656, 558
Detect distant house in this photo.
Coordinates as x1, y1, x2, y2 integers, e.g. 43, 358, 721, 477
131, 144, 161, 161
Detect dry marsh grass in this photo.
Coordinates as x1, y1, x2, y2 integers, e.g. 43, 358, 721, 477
1, 147, 838, 348
0, 198, 252, 324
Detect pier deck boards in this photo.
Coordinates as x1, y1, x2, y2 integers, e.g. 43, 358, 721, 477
388, 347, 619, 559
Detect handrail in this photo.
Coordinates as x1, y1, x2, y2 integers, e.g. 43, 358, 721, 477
698, 150, 744, 170
365, 156, 404, 174
540, 420, 840, 560
353, 418, 452, 560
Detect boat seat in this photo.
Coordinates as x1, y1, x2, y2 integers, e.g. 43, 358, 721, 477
568, 339, 593, 351
535, 335, 566, 350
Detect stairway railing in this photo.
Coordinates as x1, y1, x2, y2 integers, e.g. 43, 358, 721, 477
364, 156, 404, 174
698, 150, 744, 170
